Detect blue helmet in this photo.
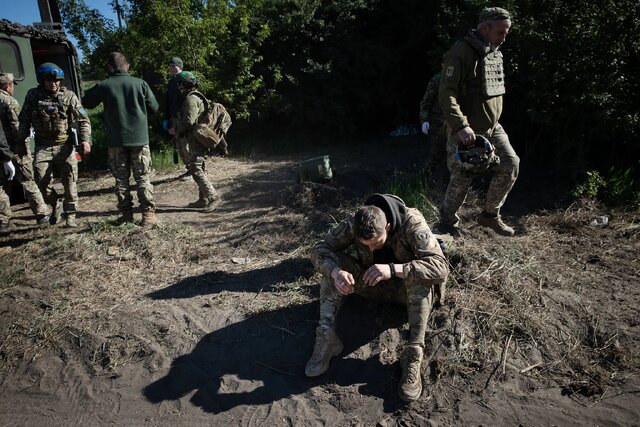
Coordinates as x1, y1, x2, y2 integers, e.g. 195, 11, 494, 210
36, 62, 65, 84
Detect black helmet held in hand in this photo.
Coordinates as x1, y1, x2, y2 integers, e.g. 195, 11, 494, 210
455, 134, 500, 172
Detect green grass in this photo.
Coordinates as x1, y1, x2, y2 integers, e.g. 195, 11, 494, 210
382, 168, 440, 222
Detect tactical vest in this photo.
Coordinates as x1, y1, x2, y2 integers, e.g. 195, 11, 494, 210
31, 88, 70, 145
462, 32, 506, 98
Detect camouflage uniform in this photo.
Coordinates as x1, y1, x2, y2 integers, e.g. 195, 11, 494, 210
311, 196, 448, 347
18, 86, 91, 217
419, 72, 448, 172
107, 146, 155, 213
0, 122, 12, 225
438, 29, 519, 227
0, 88, 48, 218
175, 90, 219, 202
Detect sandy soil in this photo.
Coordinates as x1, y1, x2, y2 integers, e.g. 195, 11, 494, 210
0, 137, 638, 426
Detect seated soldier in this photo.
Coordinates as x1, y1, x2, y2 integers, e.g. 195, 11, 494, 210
306, 193, 449, 402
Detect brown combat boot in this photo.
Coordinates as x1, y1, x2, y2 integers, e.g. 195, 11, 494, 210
305, 326, 344, 377
142, 210, 159, 227
477, 212, 515, 236
399, 344, 424, 402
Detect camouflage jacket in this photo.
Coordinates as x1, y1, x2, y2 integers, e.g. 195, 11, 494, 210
0, 89, 20, 150
175, 90, 205, 142
18, 86, 91, 146
439, 30, 504, 135
419, 72, 443, 125
312, 202, 448, 285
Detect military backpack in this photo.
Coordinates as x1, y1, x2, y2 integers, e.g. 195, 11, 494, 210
189, 91, 232, 155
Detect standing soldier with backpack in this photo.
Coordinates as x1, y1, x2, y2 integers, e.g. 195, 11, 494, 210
82, 52, 160, 226
170, 71, 222, 212
18, 63, 92, 228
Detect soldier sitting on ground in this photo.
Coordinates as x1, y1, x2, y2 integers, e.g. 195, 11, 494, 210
306, 193, 449, 403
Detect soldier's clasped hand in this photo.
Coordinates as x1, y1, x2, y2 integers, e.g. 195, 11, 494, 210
331, 267, 355, 296
363, 264, 391, 287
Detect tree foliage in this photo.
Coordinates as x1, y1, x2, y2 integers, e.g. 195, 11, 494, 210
59, 0, 640, 177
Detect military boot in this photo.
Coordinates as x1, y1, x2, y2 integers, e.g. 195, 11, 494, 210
36, 215, 51, 226
65, 214, 78, 228
202, 197, 222, 213
187, 198, 207, 208
399, 344, 424, 403
477, 212, 514, 236
50, 200, 63, 225
142, 210, 159, 227
116, 210, 134, 224
305, 326, 344, 377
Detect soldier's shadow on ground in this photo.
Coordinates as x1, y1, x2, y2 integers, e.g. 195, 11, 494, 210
147, 257, 316, 299
143, 298, 407, 414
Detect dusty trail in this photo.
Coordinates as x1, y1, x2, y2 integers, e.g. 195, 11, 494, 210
0, 138, 638, 426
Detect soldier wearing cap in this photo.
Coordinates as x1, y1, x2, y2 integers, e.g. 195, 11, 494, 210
18, 63, 92, 228
0, 73, 50, 227
438, 7, 519, 237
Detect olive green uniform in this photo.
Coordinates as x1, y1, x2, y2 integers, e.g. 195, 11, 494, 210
175, 90, 218, 202
18, 86, 91, 217
0, 89, 48, 218
311, 196, 448, 347
438, 30, 519, 226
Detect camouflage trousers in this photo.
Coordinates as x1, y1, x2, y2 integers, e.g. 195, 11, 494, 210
177, 138, 218, 201
34, 143, 78, 215
108, 146, 155, 213
318, 253, 436, 347
0, 178, 8, 224
1, 154, 49, 223
440, 123, 519, 226
427, 122, 448, 170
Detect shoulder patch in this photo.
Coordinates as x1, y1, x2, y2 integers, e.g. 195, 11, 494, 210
446, 66, 455, 78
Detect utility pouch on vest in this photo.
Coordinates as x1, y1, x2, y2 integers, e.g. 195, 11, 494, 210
298, 155, 333, 183
480, 51, 505, 97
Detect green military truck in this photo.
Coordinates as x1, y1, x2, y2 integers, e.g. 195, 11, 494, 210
0, 3, 84, 202
0, 19, 83, 105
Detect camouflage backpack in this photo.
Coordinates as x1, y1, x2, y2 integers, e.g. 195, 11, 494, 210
189, 91, 232, 155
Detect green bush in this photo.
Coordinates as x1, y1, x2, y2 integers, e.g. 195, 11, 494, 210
383, 169, 440, 222
573, 167, 640, 208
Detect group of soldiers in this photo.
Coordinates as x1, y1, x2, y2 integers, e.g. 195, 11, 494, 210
1, 6, 517, 405
0, 53, 223, 231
